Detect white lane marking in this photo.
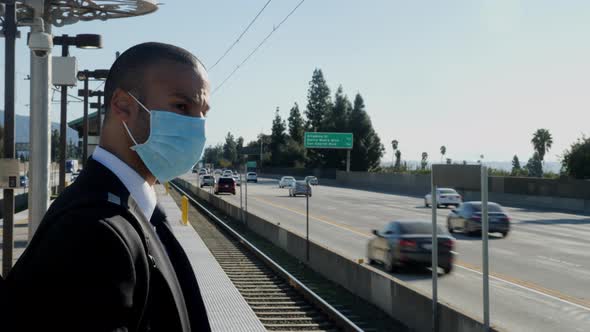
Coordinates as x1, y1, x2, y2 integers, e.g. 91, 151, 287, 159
537, 255, 583, 268
456, 264, 590, 312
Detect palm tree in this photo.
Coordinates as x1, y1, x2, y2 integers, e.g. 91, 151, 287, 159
394, 150, 401, 169
531, 129, 553, 162
421, 152, 428, 170
440, 145, 446, 162
391, 140, 399, 168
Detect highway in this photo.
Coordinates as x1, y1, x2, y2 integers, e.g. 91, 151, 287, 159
181, 173, 590, 332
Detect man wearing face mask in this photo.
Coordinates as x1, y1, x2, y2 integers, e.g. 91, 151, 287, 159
4, 42, 211, 332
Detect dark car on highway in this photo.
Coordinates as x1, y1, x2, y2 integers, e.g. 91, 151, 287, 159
367, 221, 455, 274
215, 177, 236, 195
446, 201, 510, 237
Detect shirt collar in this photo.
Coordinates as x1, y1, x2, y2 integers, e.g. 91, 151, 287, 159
92, 146, 157, 219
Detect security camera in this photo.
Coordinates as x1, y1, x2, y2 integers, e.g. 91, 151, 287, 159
28, 32, 53, 57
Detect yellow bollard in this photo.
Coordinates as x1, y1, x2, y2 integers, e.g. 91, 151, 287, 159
165, 182, 169, 194
181, 195, 188, 225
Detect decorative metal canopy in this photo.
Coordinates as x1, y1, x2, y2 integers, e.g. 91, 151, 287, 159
17, 0, 158, 27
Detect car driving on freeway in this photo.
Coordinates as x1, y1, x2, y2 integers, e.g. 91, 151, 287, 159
232, 174, 241, 186
446, 201, 510, 237
289, 181, 312, 197
304, 176, 319, 185
200, 175, 215, 188
424, 188, 462, 208
246, 172, 258, 183
215, 177, 236, 195
367, 220, 455, 274
279, 176, 296, 188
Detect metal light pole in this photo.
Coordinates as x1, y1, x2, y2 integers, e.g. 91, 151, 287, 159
2, 0, 17, 275
90, 90, 104, 136
53, 34, 102, 193
431, 177, 439, 332
28, 18, 52, 239
482, 166, 490, 331
77, 69, 108, 167
82, 74, 89, 166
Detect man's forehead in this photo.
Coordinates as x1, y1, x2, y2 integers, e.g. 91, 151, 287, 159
147, 61, 209, 93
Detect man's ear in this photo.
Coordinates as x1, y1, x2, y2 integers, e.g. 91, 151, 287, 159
109, 88, 137, 122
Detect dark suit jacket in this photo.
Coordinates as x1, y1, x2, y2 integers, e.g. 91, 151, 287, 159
5, 158, 210, 332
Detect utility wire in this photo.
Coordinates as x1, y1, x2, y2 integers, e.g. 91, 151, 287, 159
209, 0, 273, 71
212, 0, 306, 95
51, 87, 85, 102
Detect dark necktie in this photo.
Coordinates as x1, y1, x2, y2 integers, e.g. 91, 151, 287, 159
149, 204, 211, 332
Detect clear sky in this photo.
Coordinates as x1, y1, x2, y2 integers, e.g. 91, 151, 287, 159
1, 0, 589, 163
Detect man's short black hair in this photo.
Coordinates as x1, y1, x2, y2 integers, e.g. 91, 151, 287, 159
104, 42, 203, 117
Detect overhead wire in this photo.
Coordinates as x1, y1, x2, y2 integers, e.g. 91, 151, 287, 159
209, 0, 273, 71
212, 0, 306, 95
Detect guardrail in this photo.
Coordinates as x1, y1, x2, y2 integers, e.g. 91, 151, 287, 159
169, 181, 364, 332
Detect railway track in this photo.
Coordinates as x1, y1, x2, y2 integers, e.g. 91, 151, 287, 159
169, 182, 363, 332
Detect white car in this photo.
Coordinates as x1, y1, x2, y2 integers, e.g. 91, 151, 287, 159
232, 174, 241, 186
223, 170, 233, 177
246, 172, 258, 183
279, 176, 296, 188
425, 188, 463, 208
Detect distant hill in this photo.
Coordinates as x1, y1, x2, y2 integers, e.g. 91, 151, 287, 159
0, 111, 78, 144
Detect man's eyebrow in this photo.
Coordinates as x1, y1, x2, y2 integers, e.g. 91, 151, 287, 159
171, 92, 199, 105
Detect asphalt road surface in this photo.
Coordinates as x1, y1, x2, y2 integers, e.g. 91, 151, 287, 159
181, 173, 590, 332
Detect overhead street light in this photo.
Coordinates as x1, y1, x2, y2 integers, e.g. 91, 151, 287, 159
52, 34, 102, 194
53, 34, 102, 49
77, 69, 108, 166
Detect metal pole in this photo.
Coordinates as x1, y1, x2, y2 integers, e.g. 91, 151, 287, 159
96, 94, 102, 136
482, 166, 490, 331
2, 0, 17, 276
82, 76, 89, 167
28, 20, 52, 239
244, 164, 248, 226
346, 149, 351, 172
58, 41, 69, 194
239, 170, 244, 223
431, 175, 438, 332
306, 186, 309, 261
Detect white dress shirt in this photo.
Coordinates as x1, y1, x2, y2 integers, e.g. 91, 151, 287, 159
92, 146, 157, 220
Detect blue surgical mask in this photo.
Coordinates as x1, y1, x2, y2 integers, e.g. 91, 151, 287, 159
122, 92, 206, 182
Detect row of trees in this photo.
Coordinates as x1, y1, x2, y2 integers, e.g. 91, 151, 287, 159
203, 69, 385, 171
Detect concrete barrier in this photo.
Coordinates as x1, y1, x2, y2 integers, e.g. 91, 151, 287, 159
173, 178, 500, 332
335, 171, 590, 214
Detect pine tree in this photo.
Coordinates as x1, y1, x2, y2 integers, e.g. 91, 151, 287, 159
51, 129, 60, 162
348, 93, 384, 171
288, 102, 305, 143
305, 69, 332, 131
511, 155, 521, 175
270, 108, 287, 166
322, 86, 352, 169
222, 132, 237, 165
236, 136, 244, 165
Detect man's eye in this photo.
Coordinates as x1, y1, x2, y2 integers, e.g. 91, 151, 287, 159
176, 104, 188, 112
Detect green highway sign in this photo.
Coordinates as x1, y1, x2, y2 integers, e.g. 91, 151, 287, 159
246, 161, 257, 168
304, 132, 353, 149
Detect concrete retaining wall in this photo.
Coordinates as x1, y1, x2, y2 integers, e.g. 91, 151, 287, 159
173, 178, 500, 332
335, 171, 590, 213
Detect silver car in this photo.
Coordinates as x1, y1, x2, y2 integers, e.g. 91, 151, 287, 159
304, 176, 319, 185
289, 181, 312, 197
